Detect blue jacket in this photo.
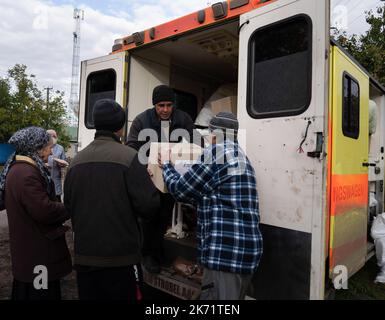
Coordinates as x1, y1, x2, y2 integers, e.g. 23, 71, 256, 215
47, 144, 66, 196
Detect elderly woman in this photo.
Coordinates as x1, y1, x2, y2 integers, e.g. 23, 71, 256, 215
0, 127, 72, 300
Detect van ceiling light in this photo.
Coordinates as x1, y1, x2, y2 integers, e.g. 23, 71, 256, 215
212, 2, 228, 20
188, 30, 238, 68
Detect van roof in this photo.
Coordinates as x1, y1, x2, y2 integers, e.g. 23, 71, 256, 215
111, 0, 274, 53
331, 39, 385, 94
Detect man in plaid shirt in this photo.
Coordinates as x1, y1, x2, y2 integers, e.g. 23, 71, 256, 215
161, 112, 263, 300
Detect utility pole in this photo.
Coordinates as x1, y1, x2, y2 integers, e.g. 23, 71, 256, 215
44, 86, 53, 127
44, 87, 53, 109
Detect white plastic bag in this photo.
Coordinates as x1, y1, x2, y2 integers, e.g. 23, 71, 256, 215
370, 192, 378, 209
371, 213, 385, 283
374, 238, 385, 283
369, 100, 378, 135
371, 213, 385, 240
195, 83, 237, 127
194, 105, 214, 127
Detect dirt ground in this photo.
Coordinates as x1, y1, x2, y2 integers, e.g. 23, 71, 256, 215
335, 256, 385, 300
1, 208, 385, 300
0, 210, 77, 300
0, 211, 11, 299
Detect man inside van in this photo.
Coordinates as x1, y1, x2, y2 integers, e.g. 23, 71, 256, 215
126, 85, 195, 274
160, 112, 263, 300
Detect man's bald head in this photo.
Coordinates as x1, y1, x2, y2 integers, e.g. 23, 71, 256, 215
47, 129, 57, 139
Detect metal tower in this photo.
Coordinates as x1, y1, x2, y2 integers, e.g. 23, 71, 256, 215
69, 8, 84, 119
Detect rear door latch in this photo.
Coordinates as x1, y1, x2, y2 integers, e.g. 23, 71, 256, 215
307, 132, 323, 159
362, 162, 376, 167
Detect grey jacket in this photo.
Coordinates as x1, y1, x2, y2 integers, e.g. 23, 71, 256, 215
47, 143, 66, 196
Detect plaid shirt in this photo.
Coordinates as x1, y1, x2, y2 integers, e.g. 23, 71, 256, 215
163, 140, 263, 274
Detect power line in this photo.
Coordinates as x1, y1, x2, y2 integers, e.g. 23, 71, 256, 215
349, 0, 383, 26
332, 0, 384, 34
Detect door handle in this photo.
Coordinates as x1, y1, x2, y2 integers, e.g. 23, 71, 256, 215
362, 162, 376, 167
307, 132, 323, 159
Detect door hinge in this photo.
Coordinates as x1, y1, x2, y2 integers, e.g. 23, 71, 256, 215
238, 20, 249, 34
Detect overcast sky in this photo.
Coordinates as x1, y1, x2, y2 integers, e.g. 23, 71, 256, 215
0, 0, 383, 113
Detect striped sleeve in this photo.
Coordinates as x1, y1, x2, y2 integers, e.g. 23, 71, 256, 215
163, 159, 214, 203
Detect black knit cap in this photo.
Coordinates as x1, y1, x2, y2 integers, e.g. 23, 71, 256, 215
152, 85, 175, 105
209, 112, 239, 132
93, 99, 126, 132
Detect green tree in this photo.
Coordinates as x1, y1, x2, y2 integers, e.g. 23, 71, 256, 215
333, 4, 385, 86
0, 64, 70, 149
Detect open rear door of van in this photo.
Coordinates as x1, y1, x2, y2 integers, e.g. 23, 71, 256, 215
328, 44, 369, 280
238, 0, 329, 299
78, 52, 128, 150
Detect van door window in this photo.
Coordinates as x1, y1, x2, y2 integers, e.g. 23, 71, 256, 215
85, 69, 116, 129
247, 15, 312, 118
342, 73, 360, 139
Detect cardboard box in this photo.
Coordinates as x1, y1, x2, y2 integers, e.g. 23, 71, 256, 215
148, 143, 202, 193
210, 96, 237, 115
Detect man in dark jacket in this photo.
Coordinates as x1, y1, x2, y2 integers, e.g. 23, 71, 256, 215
126, 85, 195, 274
64, 99, 160, 300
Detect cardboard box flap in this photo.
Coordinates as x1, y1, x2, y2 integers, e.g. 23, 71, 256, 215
210, 96, 237, 115
148, 143, 202, 193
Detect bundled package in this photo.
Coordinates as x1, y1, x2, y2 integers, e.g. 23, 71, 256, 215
147, 142, 202, 193
371, 212, 385, 283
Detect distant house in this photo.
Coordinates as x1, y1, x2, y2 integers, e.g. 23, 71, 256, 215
0, 144, 15, 166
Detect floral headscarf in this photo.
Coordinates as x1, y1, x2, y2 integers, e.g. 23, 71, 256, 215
0, 127, 53, 207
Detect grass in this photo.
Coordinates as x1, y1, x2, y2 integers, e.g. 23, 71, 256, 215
335, 257, 385, 300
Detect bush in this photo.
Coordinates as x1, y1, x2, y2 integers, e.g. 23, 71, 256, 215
0, 64, 71, 149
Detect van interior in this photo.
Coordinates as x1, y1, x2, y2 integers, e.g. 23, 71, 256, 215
126, 19, 240, 125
